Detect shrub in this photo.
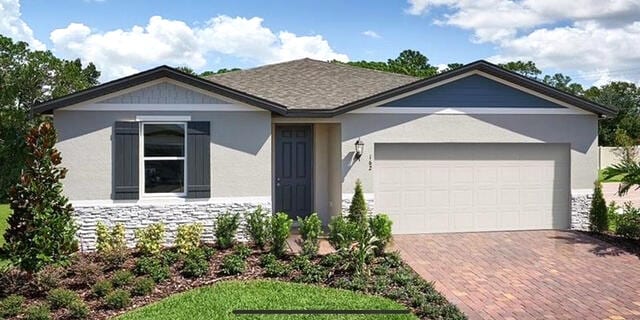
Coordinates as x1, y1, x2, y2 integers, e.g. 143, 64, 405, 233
47, 288, 79, 310
245, 206, 269, 249
214, 212, 240, 249
348, 179, 368, 223
270, 212, 293, 257
4, 121, 78, 272
589, 181, 608, 232
220, 254, 246, 275
319, 253, 342, 268
234, 244, 252, 259
33, 265, 64, 293
68, 300, 90, 320
291, 255, 312, 271
134, 257, 170, 283
391, 268, 414, 286
259, 253, 277, 267
96, 222, 126, 255
382, 251, 403, 268
0, 294, 25, 318
616, 203, 640, 240
181, 248, 210, 278
131, 277, 155, 296
111, 270, 134, 288
263, 260, 291, 278
161, 249, 180, 266
24, 303, 51, 320
175, 223, 203, 255
369, 214, 393, 256
91, 279, 113, 298
294, 263, 329, 284
349, 222, 377, 274
607, 201, 620, 232
104, 289, 131, 310
297, 213, 322, 257
135, 223, 165, 256
327, 216, 357, 250
0, 266, 28, 298
70, 260, 102, 288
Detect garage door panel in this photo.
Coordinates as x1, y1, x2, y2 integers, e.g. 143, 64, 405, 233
375, 143, 570, 234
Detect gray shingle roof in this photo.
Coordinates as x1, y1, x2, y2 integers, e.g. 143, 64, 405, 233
206, 58, 419, 110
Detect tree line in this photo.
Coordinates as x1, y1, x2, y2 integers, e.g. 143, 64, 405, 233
2, 35, 639, 201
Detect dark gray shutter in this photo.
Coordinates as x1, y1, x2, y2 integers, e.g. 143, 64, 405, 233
187, 121, 211, 198
113, 122, 139, 200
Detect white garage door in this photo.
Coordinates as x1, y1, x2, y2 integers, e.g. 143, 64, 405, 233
374, 143, 570, 234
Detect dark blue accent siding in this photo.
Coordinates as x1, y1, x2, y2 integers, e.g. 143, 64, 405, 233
383, 75, 564, 108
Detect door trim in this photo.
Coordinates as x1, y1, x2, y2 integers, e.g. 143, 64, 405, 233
272, 124, 314, 218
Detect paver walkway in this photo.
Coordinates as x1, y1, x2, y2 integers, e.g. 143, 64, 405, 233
394, 230, 640, 320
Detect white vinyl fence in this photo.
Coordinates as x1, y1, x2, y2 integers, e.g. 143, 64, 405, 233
599, 146, 640, 169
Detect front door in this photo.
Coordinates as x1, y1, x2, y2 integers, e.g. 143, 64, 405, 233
275, 125, 313, 219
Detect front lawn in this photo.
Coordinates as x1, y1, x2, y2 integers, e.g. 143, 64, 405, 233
118, 280, 416, 320
0, 204, 9, 247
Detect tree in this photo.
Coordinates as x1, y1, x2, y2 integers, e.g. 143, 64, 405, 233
498, 60, 542, 79
585, 82, 640, 146
343, 49, 437, 78
0, 35, 100, 201
440, 63, 464, 73
589, 181, 608, 232
348, 179, 368, 223
175, 66, 196, 75
3, 121, 78, 272
543, 73, 584, 95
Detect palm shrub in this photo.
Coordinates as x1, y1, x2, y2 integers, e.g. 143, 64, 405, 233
3, 121, 78, 272
245, 206, 269, 249
348, 179, 368, 223
369, 214, 393, 256
350, 221, 378, 275
135, 223, 165, 256
602, 160, 640, 195
589, 181, 608, 232
214, 212, 240, 249
270, 212, 293, 257
327, 216, 357, 250
175, 223, 203, 255
297, 213, 322, 256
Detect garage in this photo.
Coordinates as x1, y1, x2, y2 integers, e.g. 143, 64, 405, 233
374, 143, 570, 234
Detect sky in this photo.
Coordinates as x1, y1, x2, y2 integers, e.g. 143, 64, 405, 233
2, 0, 640, 86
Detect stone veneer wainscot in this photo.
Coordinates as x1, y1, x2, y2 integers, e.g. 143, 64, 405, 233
73, 199, 271, 251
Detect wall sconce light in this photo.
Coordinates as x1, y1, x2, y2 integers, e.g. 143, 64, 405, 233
354, 138, 365, 161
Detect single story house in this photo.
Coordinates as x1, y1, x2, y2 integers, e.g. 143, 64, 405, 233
33, 59, 615, 250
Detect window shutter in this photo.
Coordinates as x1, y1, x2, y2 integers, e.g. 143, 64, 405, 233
113, 122, 139, 200
187, 122, 211, 198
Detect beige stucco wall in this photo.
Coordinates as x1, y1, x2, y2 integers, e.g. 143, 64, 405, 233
337, 113, 599, 193
313, 123, 342, 223
54, 110, 272, 201
599, 146, 640, 169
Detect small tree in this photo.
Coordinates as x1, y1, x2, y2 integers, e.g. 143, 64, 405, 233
348, 179, 367, 223
589, 181, 609, 232
3, 121, 78, 272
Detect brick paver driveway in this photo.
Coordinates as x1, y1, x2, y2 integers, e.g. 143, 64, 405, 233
394, 231, 640, 320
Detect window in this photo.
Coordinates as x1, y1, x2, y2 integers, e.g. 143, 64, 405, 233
142, 123, 186, 196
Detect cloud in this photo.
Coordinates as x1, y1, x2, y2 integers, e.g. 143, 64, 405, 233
0, 0, 45, 50
50, 15, 348, 80
362, 30, 381, 38
406, 0, 640, 84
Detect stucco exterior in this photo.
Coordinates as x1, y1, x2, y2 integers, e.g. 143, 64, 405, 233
337, 113, 599, 194
54, 109, 272, 201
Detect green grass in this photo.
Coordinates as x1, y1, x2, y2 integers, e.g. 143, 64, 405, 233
118, 280, 416, 320
599, 169, 624, 183
0, 204, 10, 247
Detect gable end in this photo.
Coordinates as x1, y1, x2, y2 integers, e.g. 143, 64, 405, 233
99, 82, 227, 104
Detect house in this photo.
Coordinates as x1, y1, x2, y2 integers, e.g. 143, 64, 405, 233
33, 59, 615, 250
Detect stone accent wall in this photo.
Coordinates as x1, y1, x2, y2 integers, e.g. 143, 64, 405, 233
571, 193, 592, 231
73, 200, 271, 251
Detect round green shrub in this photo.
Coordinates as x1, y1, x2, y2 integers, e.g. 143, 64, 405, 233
0, 294, 25, 318
220, 254, 245, 275
263, 260, 291, 278
259, 253, 277, 267
24, 303, 51, 320
111, 270, 134, 288
134, 257, 170, 283
47, 288, 80, 310
181, 249, 210, 278
68, 300, 90, 320
131, 277, 155, 297
91, 279, 113, 298
104, 289, 131, 310
234, 244, 252, 259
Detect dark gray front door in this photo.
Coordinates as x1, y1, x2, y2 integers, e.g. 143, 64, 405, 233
275, 125, 313, 219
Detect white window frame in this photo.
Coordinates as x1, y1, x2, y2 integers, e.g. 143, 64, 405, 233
140, 122, 188, 198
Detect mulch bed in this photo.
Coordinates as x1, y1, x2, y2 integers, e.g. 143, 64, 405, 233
1, 245, 464, 320
581, 231, 640, 257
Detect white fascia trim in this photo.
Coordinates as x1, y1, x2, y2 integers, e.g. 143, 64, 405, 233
136, 115, 191, 121
71, 196, 272, 207
351, 70, 591, 115
64, 103, 262, 112
342, 193, 374, 201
